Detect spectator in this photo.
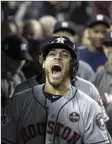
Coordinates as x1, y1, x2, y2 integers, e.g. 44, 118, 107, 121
22, 19, 43, 40
91, 2, 111, 17
1, 1, 21, 21
37, 1, 61, 18
79, 14, 110, 72
22, 19, 43, 79
1, 20, 17, 41
93, 30, 112, 136
4, 16, 23, 35
39, 15, 57, 37
22, 19, 43, 56
1, 35, 32, 107
69, 1, 91, 26
53, 21, 95, 81
15, 20, 23, 34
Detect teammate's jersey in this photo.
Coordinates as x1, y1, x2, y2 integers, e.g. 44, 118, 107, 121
14, 75, 109, 122
2, 84, 109, 144
93, 63, 112, 96
75, 77, 109, 122
77, 60, 95, 82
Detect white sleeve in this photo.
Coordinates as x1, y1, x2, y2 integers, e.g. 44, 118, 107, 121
1, 106, 17, 144
90, 84, 109, 122
83, 101, 109, 144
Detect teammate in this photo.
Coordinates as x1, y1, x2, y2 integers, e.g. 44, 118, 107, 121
79, 14, 110, 72
1, 35, 32, 107
39, 15, 57, 37
22, 19, 43, 79
93, 30, 112, 136
2, 36, 110, 144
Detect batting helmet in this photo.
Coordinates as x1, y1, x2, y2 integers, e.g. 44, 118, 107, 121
42, 36, 79, 79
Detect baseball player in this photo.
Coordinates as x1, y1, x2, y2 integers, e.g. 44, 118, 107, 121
1, 35, 33, 108
2, 36, 110, 144
14, 35, 108, 122
79, 14, 110, 72
93, 30, 112, 136
14, 72, 108, 123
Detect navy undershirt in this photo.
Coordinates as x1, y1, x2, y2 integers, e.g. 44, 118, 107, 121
79, 46, 107, 72
42, 86, 62, 102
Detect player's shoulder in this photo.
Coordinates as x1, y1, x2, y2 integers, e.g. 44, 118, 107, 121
76, 76, 98, 91
6, 84, 44, 117
12, 83, 44, 101
93, 68, 105, 86
14, 75, 38, 94
75, 86, 98, 106
79, 60, 94, 71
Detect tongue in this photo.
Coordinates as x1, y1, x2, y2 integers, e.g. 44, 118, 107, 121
52, 71, 61, 78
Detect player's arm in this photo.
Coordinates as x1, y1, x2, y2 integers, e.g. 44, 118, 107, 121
83, 101, 111, 144
1, 102, 17, 144
90, 83, 109, 122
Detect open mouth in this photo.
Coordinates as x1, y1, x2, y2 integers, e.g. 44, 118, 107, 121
51, 64, 62, 75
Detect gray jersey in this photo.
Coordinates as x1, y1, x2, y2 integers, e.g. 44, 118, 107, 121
77, 60, 95, 82
2, 84, 109, 144
14, 76, 109, 122
93, 65, 112, 96
75, 76, 109, 122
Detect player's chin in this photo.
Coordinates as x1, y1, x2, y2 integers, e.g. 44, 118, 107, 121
49, 78, 63, 87
50, 82, 62, 88
96, 41, 103, 48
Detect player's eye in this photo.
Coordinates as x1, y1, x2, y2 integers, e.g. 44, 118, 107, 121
62, 52, 70, 58
48, 51, 56, 56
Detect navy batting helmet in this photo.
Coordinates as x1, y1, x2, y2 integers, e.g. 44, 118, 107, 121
42, 36, 79, 79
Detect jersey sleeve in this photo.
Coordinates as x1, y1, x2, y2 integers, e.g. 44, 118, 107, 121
1, 105, 17, 144
90, 83, 109, 122
83, 101, 109, 144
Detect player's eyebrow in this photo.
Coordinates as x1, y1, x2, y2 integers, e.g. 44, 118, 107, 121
50, 48, 70, 53
61, 49, 70, 54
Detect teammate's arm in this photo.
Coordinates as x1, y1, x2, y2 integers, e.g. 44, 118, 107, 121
89, 83, 109, 122
83, 101, 110, 144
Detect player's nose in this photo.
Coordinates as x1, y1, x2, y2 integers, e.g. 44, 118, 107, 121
55, 53, 62, 60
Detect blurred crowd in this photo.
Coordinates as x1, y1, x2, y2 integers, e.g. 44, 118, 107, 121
1, 1, 112, 137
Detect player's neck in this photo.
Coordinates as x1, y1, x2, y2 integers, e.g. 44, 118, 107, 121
88, 44, 96, 52
89, 44, 103, 53
44, 78, 71, 95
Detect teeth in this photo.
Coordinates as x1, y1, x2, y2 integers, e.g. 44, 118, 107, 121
53, 64, 60, 66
